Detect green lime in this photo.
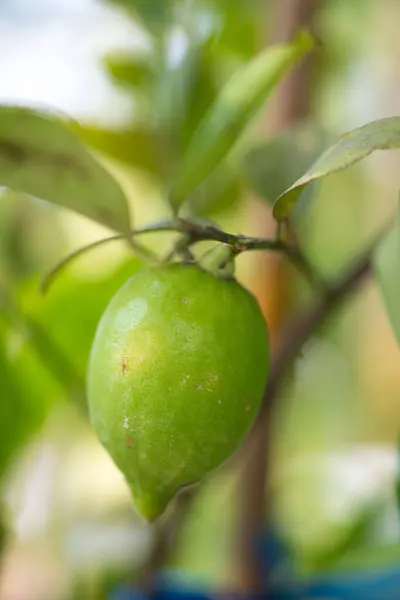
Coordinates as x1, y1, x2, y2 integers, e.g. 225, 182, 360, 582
87, 262, 269, 521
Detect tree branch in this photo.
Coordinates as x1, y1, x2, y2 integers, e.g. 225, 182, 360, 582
234, 0, 322, 590
241, 223, 389, 595
179, 218, 320, 283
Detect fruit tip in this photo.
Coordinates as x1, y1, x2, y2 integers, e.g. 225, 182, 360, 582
132, 488, 171, 523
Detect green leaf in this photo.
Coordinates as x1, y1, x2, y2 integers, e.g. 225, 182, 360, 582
373, 200, 400, 346
0, 334, 32, 478
0, 106, 131, 232
1, 283, 85, 410
273, 116, 400, 221
242, 121, 332, 206
104, 52, 153, 91
169, 31, 314, 210
154, 34, 220, 160
0, 323, 58, 480
210, 0, 262, 59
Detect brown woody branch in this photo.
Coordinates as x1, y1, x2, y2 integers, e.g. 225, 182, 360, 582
240, 223, 388, 597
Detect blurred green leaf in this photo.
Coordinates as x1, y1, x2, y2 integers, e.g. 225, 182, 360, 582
273, 117, 400, 221
104, 52, 153, 90
1, 284, 85, 409
22, 258, 144, 381
75, 123, 162, 177
132, 0, 173, 29
207, 0, 262, 59
22, 316, 84, 406
0, 106, 131, 233
154, 34, 220, 160
302, 501, 383, 573
323, 541, 400, 573
373, 201, 400, 346
242, 122, 332, 206
107, 0, 173, 30
0, 323, 58, 480
170, 32, 314, 209
182, 166, 243, 217
0, 334, 32, 478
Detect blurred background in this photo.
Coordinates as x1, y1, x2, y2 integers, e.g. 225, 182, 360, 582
1, 0, 400, 598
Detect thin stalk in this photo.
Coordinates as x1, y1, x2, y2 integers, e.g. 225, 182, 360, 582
41, 218, 305, 294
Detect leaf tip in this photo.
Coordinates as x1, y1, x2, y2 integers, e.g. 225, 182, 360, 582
272, 186, 294, 221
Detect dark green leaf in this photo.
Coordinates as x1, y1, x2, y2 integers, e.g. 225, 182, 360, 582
273, 117, 400, 221
131, 0, 173, 29
154, 34, 220, 160
0, 106, 131, 233
373, 200, 400, 346
170, 32, 314, 209
107, 0, 173, 30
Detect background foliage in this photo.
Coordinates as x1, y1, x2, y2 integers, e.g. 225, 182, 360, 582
1, 1, 400, 599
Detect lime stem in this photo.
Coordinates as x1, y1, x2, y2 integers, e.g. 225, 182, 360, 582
41, 217, 318, 293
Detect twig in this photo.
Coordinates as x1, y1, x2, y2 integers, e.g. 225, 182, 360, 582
41, 217, 306, 294
40, 220, 178, 293
175, 219, 320, 287
0, 507, 6, 574
178, 218, 285, 251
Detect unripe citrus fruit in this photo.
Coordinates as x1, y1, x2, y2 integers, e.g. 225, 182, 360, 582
87, 262, 269, 521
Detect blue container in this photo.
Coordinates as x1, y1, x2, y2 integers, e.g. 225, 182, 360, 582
303, 565, 400, 599
110, 586, 148, 600
110, 585, 297, 600
255, 526, 290, 572
110, 527, 400, 600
